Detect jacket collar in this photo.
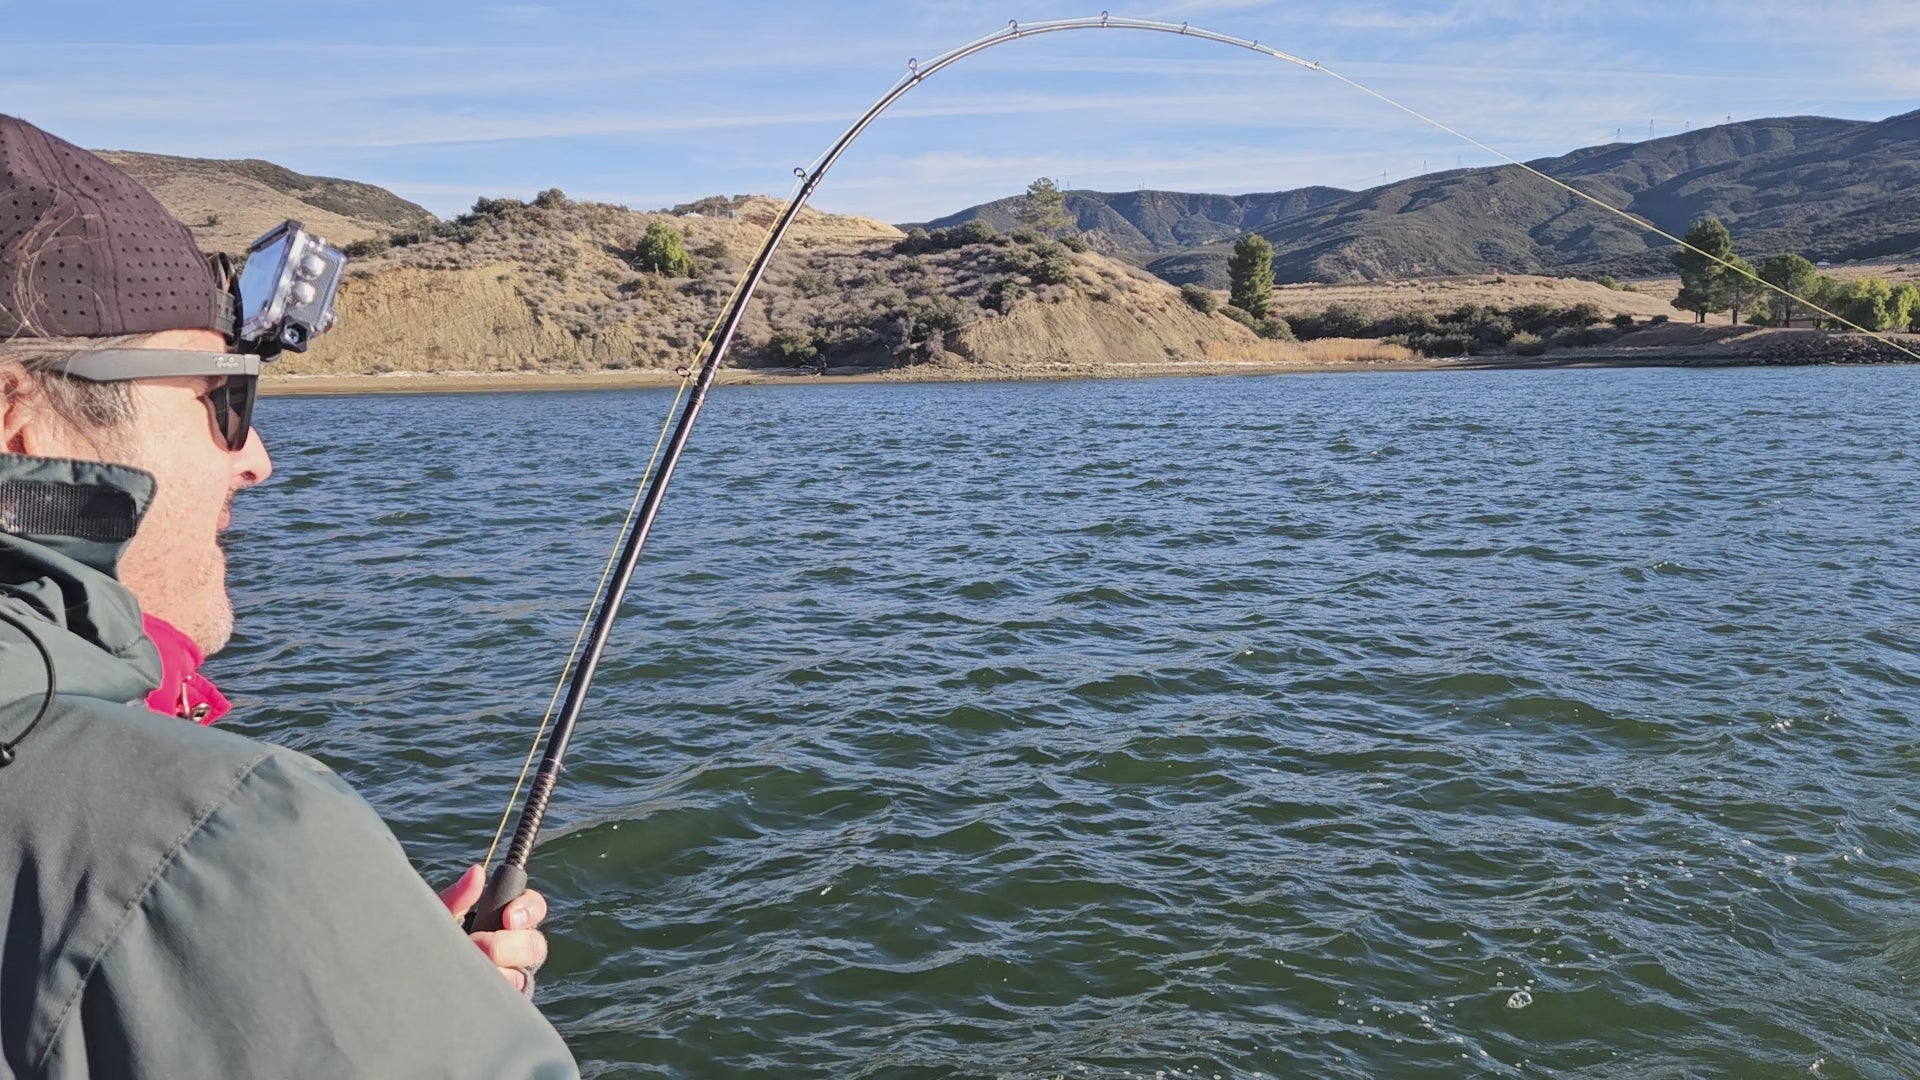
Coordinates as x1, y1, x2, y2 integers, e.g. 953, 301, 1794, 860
0, 453, 162, 704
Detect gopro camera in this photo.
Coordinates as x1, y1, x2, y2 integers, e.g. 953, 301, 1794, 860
233, 220, 346, 355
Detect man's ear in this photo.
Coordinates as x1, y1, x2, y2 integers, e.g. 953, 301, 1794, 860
0, 363, 35, 454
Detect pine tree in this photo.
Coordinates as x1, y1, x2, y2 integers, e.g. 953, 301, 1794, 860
1227, 233, 1275, 318
1015, 177, 1073, 237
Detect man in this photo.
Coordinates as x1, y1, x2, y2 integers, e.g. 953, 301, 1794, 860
0, 115, 578, 1076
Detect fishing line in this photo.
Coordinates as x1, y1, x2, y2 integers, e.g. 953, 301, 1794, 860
480, 175, 807, 871
474, 13, 1903, 928
1310, 68, 1920, 359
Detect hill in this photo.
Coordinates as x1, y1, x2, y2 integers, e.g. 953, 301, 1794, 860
222, 194, 1307, 378
917, 186, 1349, 258
934, 110, 1920, 287
116, 154, 1376, 377
96, 151, 435, 255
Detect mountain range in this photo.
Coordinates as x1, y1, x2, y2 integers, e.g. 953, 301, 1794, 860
924, 110, 1920, 286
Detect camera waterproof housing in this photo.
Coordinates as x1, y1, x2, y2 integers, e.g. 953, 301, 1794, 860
233, 220, 346, 355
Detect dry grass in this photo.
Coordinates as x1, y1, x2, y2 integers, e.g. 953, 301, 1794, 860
1270, 273, 1681, 322
96, 160, 392, 255
1202, 338, 1419, 364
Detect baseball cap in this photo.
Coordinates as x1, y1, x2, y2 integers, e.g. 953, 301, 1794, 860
0, 115, 228, 341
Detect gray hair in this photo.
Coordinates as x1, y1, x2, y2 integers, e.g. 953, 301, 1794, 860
0, 336, 140, 431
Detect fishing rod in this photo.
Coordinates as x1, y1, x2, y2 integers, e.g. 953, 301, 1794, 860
467, 12, 1917, 933
466, 14, 1326, 931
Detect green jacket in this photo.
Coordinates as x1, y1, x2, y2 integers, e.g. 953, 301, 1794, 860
0, 454, 577, 1079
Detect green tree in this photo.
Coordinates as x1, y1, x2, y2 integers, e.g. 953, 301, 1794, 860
1671, 217, 1733, 324
1720, 255, 1762, 325
635, 219, 693, 277
1227, 233, 1276, 319
1755, 253, 1818, 326
1015, 177, 1073, 237
1891, 282, 1920, 331
1827, 277, 1898, 331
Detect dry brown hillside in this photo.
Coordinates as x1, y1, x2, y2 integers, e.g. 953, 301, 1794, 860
267, 194, 1303, 378
98, 151, 433, 254
118, 156, 1676, 378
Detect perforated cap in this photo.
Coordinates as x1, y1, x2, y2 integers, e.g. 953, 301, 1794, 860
0, 114, 226, 340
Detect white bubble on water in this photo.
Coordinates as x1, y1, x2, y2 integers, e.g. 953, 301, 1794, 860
1506, 990, 1534, 1010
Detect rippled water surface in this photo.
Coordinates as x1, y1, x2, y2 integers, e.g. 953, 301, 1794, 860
221, 368, 1920, 1077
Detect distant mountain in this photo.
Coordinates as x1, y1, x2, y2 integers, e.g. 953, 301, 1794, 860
1230, 112, 1920, 284
928, 110, 1920, 287
914, 186, 1350, 257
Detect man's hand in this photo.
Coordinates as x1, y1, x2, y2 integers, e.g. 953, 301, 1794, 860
438, 865, 549, 995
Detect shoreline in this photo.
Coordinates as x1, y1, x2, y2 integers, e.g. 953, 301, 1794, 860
258, 358, 1465, 396
258, 350, 1916, 396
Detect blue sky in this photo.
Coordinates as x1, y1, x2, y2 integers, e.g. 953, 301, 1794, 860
4, 0, 1915, 223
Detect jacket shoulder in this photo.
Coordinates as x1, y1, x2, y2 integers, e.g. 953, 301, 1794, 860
0, 698, 283, 1072
35, 722, 577, 1078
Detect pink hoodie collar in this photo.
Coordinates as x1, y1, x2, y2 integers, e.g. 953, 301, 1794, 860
142, 614, 230, 725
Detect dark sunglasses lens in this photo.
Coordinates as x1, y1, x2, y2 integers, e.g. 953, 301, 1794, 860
212, 376, 258, 451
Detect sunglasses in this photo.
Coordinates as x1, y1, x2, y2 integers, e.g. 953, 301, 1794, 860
59, 349, 263, 452
206, 375, 259, 452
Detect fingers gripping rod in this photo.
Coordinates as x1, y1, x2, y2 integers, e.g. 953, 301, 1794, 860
469, 17, 1322, 931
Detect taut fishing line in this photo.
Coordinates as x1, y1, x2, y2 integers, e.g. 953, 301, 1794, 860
468, 13, 1905, 931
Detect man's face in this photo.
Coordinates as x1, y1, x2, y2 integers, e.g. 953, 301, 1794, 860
11, 328, 273, 654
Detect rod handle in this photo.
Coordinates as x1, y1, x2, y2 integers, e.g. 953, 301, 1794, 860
464, 862, 528, 934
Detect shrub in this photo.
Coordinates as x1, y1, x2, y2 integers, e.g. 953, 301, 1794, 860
532, 187, 567, 209
1180, 283, 1218, 313
1258, 315, 1296, 341
953, 219, 998, 246
895, 228, 934, 255
1650, 314, 1670, 325
1611, 313, 1635, 329
1293, 302, 1375, 340
343, 236, 390, 259
1029, 249, 1075, 286
1406, 331, 1475, 357
770, 328, 821, 363
1508, 331, 1547, 356
982, 277, 1027, 313
1549, 326, 1623, 349
1593, 275, 1619, 290
788, 269, 835, 298
1059, 234, 1089, 253
471, 196, 523, 217
1564, 301, 1604, 326
634, 219, 694, 277
1009, 227, 1045, 246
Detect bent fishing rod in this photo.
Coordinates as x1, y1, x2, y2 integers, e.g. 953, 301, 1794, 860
466, 12, 1920, 932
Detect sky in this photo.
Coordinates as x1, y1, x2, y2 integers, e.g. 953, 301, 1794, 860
3, 0, 1915, 223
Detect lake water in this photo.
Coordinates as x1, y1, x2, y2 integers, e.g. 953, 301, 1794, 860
219, 367, 1920, 1078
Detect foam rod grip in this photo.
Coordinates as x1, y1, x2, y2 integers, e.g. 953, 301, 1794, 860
465, 862, 528, 933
